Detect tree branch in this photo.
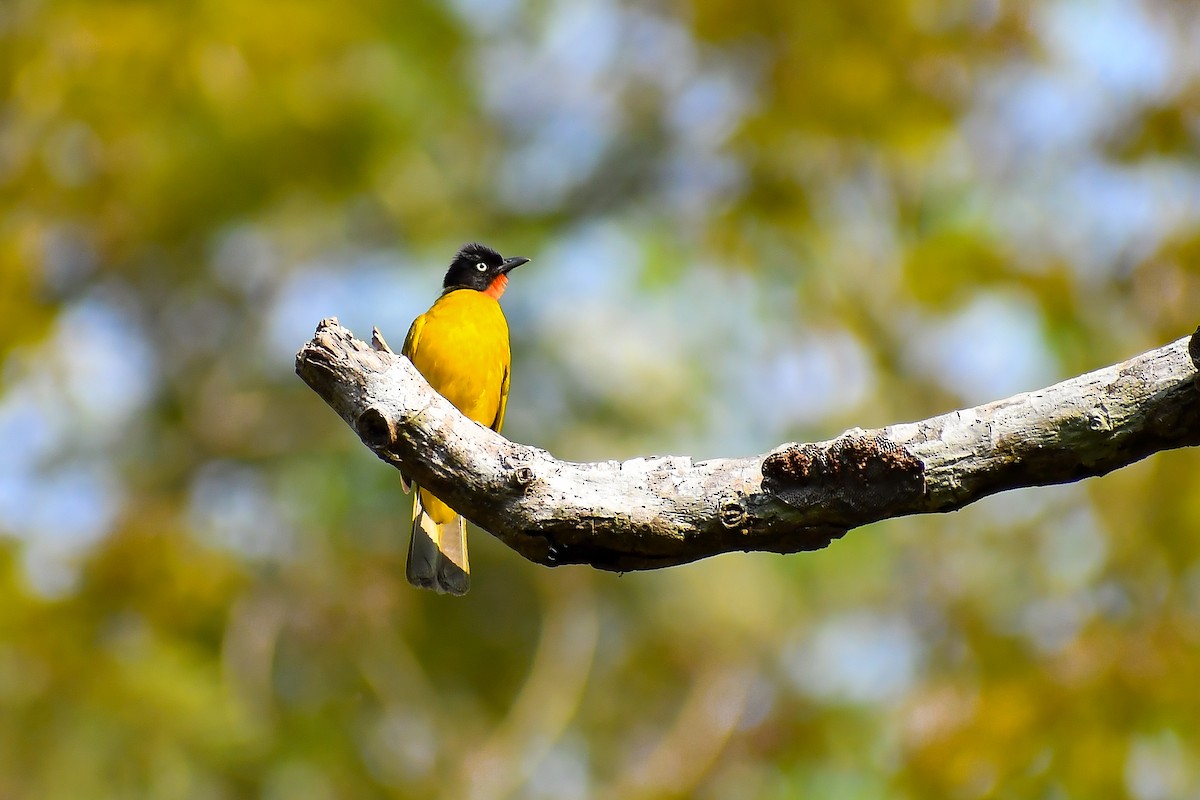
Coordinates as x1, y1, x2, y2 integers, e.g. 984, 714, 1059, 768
296, 320, 1200, 572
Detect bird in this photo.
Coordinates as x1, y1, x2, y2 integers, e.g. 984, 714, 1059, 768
399, 243, 529, 595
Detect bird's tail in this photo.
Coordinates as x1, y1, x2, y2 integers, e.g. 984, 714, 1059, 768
406, 488, 470, 596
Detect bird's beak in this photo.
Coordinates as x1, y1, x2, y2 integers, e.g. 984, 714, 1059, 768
501, 256, 529, 274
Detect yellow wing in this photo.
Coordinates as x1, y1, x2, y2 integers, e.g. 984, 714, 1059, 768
401, 312, 425, 360
491, 363, 509, 432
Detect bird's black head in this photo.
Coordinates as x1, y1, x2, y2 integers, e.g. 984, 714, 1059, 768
442, 243, 529, 296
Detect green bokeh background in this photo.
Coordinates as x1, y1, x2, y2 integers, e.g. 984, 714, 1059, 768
3, 0, 1200, 797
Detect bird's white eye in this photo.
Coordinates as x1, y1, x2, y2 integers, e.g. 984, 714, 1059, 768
476, 262, 488, 272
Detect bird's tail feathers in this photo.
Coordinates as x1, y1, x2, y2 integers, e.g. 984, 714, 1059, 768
406, 489, 470, 596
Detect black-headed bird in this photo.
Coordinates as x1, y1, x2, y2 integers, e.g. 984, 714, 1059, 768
400, 243, 529, 595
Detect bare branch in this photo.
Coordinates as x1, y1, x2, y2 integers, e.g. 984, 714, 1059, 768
296, 320, 1200, 572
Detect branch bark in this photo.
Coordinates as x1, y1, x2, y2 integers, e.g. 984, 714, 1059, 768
296, 320, 1200, 572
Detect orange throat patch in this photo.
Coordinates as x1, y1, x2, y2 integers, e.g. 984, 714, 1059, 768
484, 273, 508, 299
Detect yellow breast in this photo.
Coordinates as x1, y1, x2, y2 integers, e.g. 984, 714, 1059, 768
402, 289, 511, 431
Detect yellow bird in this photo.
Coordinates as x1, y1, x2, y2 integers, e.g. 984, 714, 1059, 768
400, 243, 529, 595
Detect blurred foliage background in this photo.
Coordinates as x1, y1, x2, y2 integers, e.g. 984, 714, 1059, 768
2, 0, 1200, 797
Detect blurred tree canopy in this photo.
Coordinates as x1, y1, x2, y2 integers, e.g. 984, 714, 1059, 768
2, 0, 1200, 797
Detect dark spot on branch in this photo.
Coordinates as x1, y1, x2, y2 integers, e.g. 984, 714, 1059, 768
719, 499, 747, 530
761, 432, 926, 523
356, 407, 395, 449
512, 466, 535, 488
